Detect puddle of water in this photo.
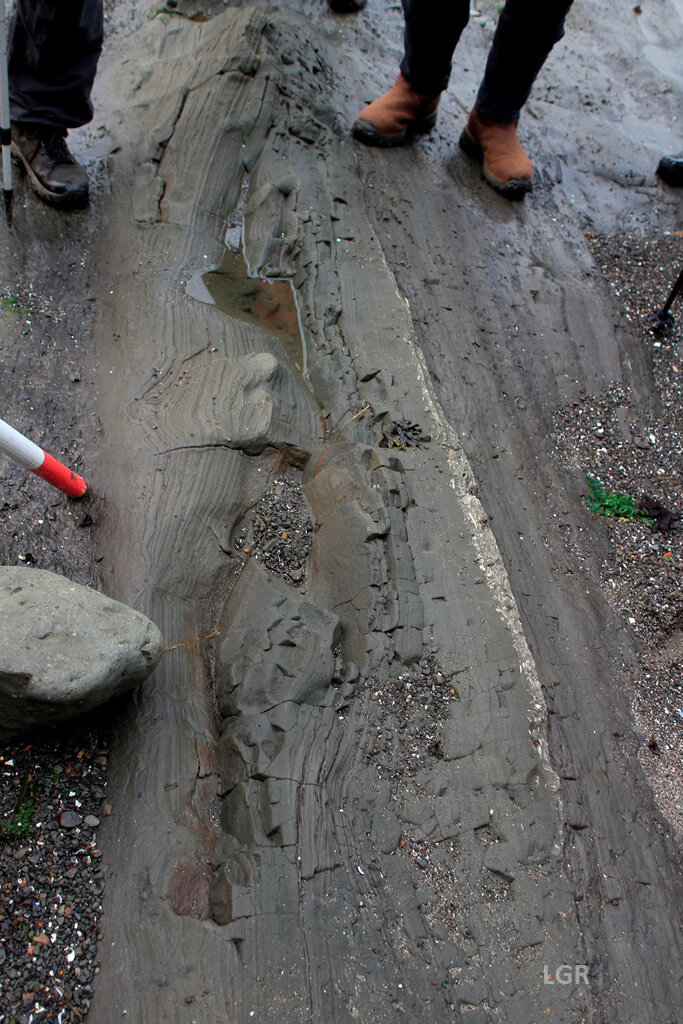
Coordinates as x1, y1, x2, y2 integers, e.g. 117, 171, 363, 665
187, 246, 307, 375
185, 267, 216, 305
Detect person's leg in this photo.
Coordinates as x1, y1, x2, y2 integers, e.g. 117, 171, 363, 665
400, 0, 470, 96
353, 0, 469, 146
475, 0, 574, 124
8, 0, 103, 209
9, 0, 103, 130
460, 0, 573, 197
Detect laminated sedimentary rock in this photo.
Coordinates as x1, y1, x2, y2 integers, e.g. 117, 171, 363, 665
213, 560, 345, 718
220, 351, 311, 460
0, 567, 162, 739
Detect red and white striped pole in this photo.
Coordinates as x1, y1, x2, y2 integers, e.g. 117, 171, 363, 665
0, 417, 87, 498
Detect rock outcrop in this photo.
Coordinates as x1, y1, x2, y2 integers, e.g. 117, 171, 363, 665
0, 567, 163, 740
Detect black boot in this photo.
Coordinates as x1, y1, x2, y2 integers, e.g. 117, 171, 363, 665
656, 152, 683, 187
329, 0, 367, 13
11, 124, 89, 210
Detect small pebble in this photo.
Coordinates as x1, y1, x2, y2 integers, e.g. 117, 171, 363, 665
60, 811, 83, 829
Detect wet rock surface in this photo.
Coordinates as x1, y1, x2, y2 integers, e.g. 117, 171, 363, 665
214, 559, 348, 718
219, 351, 313, 458
0, 568, 163, 741
94, 0, 681, 1018
1, 0, 682, 1021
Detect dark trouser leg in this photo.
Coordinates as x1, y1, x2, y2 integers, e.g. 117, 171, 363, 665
475, 0, 574, 124
400, 0, 470, 95
9, 0, 104, 130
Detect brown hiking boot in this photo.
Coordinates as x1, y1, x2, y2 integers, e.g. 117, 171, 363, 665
11, 123, 89, 210
459, 108, 533, 199
352, 74, 440, 147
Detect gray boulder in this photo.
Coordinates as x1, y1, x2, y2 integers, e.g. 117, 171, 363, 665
0, 567, 163, 740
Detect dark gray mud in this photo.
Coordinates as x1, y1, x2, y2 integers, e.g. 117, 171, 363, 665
0, 214, 99, 587
84, 9, 585, 1021
0, 122, 112, 1024
2, 0, 681, 1022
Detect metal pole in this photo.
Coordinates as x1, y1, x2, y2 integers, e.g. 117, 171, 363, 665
659, 264, 683, 318
648, 264, 683, 335
0, 416, 88, 498
0, 0, 13, 225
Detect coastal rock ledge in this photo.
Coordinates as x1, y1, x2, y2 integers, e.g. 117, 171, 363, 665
0, 567, 162, 740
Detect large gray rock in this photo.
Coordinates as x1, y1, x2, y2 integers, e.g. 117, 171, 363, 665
0, 568, 163, 740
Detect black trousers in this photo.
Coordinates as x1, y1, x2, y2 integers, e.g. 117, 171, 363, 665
400, 0, 574, 123
9, 0, 103, 130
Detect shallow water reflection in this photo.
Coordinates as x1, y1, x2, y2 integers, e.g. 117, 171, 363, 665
200, 248, 306, 374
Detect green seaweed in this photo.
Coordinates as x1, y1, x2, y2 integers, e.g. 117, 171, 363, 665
152, 6, 210, 20
0, 768, 58, 845
585, 476, 653, 525
1, 295, 29, 315
1, 796, 37, 843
